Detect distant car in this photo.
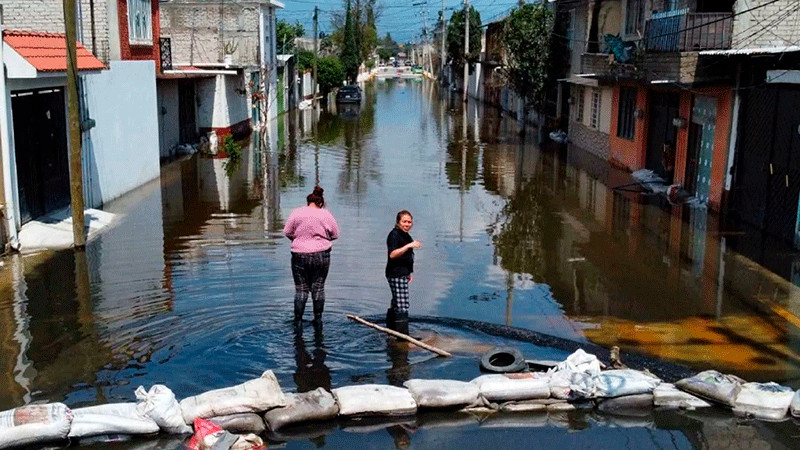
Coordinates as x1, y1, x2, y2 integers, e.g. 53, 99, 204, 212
404, 60, 412, 66
336, 85, 362, 103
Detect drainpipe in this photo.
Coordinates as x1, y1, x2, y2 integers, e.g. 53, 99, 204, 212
0, 7, 20, 249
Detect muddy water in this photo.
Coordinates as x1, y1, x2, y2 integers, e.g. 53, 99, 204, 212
1, 80, 800, 447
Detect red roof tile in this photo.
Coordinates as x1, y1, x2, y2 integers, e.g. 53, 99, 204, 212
3, 30, 105, 72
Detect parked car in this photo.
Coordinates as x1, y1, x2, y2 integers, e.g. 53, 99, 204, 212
336, 85, 362, 103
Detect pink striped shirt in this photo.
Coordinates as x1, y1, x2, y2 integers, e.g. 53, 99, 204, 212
283, 205, 340, 253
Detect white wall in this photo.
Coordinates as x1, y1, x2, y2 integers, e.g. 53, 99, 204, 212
157, 80, 181, 159
82, 60, 160, 207
196, 74, 250, 129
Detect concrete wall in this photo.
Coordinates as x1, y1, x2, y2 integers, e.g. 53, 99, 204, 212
2, 0, 111, 62
82, 60, 160, 206
196, 74, 249, 130
160, 1, 260, 66
732, 0, 800, 49
157, 80, 181, 158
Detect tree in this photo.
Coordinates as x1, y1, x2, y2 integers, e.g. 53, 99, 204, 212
296, 49, 315, 72
276, 20, 304, 54
317, 56, 346, 98
501, 3, 553, 109
446, 6, 482, 71
340, 0, 360, 83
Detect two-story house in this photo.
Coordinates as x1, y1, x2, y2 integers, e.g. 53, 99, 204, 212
158, 0, 283, 159
1, 0, 162, 247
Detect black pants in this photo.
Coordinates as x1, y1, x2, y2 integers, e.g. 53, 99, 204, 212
291, 249, 331, 321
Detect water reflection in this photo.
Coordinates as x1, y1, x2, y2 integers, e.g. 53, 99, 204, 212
292, 325, 331, 393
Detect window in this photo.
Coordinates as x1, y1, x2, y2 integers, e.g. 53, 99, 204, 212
617, 87, 637, 140
574, 86, 585, 123
128, 0, 153, 44
625, 0, 644, 36
590, 89, 601, 129
565, 10, 576, 52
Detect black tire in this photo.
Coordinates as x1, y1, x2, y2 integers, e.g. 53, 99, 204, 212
480, 346, 527, 373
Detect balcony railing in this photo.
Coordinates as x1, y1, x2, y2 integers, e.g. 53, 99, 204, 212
160, 37, 172, 71
644, 10, 732, 52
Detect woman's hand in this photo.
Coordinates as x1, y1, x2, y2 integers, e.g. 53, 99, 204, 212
409, 274, 413, 283
409, 240, 421, 249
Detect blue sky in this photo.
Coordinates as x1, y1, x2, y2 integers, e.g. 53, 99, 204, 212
277, 0, 527, 44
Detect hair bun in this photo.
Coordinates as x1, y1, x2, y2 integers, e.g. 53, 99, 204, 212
313, 186, 324, 196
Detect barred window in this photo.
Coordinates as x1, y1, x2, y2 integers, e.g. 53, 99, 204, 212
128, 0, 153, 45
617, 87, 637, 140
590, 89, 601, 129
575, 86, 585, 123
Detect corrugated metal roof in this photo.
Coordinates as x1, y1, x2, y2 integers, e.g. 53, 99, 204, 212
699, 45, 800, 56
3, 30, 105, 72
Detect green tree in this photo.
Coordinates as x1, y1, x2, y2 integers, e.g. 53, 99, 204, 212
296, 49, 315, 72
341, 0, 360, 82
317, 56, 346, 98
501, 3, 553, 109
447, 6, 482, 71
276, 20, 304, 54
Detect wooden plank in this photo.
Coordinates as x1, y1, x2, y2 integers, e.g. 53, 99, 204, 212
345, 314, 452, 357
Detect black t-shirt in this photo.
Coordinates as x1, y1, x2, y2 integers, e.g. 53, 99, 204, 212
385, 227, 414, 278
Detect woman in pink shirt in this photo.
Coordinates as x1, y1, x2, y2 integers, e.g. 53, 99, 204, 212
284, 186, 340, 327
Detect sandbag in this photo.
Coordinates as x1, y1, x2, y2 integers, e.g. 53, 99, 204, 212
263, 388, 339, 430
135, 384, 192, 434
68, 403, 159, 438
209, 413, 266, 434
653, 383, 711, 409
547, 349, 603, 399
471, 372, 550, 402
332, 384, 417, 416
180, 370, 286, 424
674, 370, 744, 407
732, 382, 794, 421
790, 389, 800, 417
597, 394, 654, 415
571, 369, 661, 399
403, 379, 479, 408
0, 403, 73, 448
186, 418, 266, 450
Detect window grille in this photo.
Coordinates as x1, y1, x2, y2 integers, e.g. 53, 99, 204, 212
128, 0, 153, 44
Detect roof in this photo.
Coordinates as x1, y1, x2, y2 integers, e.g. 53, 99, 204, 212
699, 45, 800, 56
3, 30, 105, 72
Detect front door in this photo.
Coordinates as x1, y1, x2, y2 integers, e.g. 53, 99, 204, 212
646, 92, 679, 181
178, 81, 197, 144
685, 96, 717, 204
11, 88, 71, 224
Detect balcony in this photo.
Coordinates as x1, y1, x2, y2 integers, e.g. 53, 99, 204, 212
644, 9, 732, 52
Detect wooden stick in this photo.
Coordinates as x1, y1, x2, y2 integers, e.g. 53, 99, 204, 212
345, 314, 452, 357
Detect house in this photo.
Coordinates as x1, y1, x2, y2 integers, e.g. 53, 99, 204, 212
158, 0, 284, 158
1, 0, 163, 248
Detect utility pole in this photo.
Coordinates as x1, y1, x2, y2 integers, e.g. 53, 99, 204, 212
440, 0, 446, 80
63, 0, 86, 247
312, 6, 318, 106
462, 0, 469, 102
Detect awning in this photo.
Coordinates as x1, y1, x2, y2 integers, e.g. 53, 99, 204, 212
559, 75, 599, 87
699, 45, 800, 56
3, 30, 105, 79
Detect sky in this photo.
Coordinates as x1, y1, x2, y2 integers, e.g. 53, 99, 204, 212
276, 0, 528, 44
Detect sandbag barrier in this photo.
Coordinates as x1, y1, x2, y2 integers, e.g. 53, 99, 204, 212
3, 350, 800, 449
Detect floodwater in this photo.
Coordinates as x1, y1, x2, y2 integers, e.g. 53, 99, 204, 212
2, 79, 800, 448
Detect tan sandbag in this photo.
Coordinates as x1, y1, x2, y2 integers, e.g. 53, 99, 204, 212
403, 379, 479, 408
180, 370, 286, 423
209, 412, 266, 434
0, 403, 73, 448
674, 370, 744, 407
332, 384, 417, 416
263, 388, 339, 430
471, 372, 550, 402
733, 382, 794, 421
653, 383, 711, 409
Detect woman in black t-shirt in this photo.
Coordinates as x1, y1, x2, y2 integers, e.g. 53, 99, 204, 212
385, 210, 421, 334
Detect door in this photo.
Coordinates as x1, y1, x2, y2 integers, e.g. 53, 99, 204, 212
11, 88, 71, 224
646, 92, 679, 181
178, 81, 197, 144
687, 96, 717, 204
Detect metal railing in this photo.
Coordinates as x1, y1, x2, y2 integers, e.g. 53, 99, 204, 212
645, 10, 732, 52
160, 37, 172, 71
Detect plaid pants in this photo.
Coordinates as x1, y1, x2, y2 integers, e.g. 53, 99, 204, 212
291, 249, 331, 320
387, 276, 410, 313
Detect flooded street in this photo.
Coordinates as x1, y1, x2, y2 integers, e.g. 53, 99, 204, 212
2, 79, 800, 447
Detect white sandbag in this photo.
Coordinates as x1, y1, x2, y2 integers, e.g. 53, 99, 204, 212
471, 372, 550, 402
0, 403, 73, 448
653, 383, 712, 409
332, 385, 417, 416
597, 394, 654, 415
732, 382, 794, 421
68, 403, 159, 438
180, 370, 286, 424
403, 379, 479, 408
572, 369, 661, 399
263, 388, 339, 430
547, 349, 603, 399
674, 370, 744, 407
135, 384, 192, 434
791, 389, 800, 417
209, 412, 265, 434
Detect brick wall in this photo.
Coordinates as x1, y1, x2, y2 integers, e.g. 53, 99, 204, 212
3, 0, 110, 62
160, 1, 260, 66
732, 0, 800, 49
